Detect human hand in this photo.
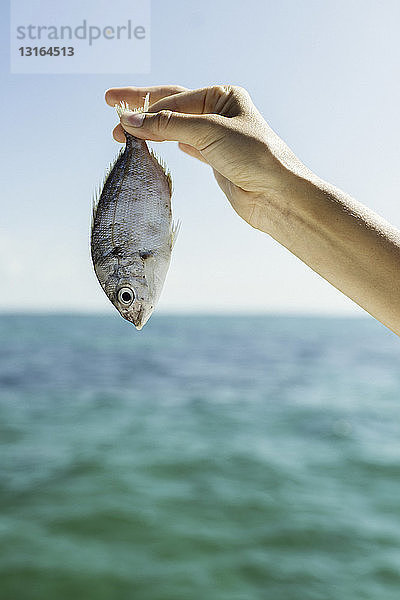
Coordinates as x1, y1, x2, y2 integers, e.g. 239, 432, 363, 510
105, 85, 400, 336
105, 85, 297, 232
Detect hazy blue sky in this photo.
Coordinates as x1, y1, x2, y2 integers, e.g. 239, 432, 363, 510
2, 0, 400, 314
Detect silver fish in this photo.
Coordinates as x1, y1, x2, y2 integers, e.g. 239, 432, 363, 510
91, 96, 178, 330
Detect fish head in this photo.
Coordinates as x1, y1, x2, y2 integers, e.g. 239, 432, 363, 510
116, 251, 171, 330
113, 278, 154, 331
93, 252, 170, 331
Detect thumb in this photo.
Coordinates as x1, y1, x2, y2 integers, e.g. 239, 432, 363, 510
120, 109, 222, 149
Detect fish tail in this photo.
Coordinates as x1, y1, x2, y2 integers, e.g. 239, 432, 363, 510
114, 92, 150, 118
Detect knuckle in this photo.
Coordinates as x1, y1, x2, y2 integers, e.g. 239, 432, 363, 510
205, 85, 233, 114
231, 85, 250, 100
211, 84, 229, 97
171, 85, 187, 94
208, 85, 248, 116
153, 110, 173, 135
210, 84, 248, 98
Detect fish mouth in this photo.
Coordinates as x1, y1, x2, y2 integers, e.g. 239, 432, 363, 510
123, 305, 148, 330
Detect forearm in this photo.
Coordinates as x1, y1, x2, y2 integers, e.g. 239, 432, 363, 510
260, 171, 400, 335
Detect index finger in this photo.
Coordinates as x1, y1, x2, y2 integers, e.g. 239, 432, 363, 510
105, 85, 189, 108
146, 86, 249, 117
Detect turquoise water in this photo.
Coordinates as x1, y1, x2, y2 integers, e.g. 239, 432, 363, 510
1, 314, 400, 599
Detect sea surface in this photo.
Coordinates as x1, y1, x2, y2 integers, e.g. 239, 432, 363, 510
1, 314, 400, 600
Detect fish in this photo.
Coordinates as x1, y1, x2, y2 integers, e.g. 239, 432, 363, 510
91, 94, 178, 330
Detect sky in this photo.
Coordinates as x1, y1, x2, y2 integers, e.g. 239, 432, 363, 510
1, 0, 400, 315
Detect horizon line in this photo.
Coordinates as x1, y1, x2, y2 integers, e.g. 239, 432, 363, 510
0, 310, 369, 319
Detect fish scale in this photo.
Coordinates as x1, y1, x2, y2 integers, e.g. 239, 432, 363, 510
109, 140, 169, 250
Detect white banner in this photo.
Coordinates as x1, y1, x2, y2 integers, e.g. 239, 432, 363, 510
10, 0, 151, 74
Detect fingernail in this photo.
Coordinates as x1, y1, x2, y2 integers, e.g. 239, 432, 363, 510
121, 111, 146, 128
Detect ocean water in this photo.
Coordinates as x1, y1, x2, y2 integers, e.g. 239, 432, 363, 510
1, 314, 400, 600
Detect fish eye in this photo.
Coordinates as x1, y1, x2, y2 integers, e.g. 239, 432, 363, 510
118, 287, 135, 305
